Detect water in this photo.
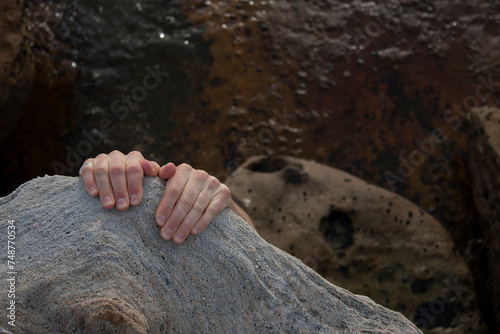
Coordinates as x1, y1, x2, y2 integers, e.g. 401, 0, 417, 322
65, 0, 211, 164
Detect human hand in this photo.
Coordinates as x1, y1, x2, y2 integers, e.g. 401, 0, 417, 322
155, 163, 233, 244
80, 150, 165, 210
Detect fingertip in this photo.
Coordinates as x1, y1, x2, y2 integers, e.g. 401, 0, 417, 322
151, 161, 161, 171
173, 232, 185, 244
141, 159, 159, 176
102, 195, 115, 209
159, 162, 176, 179
88, 185, 99, 197
130, 194, 140, 206
116, 198, 129, 211
161, 227, 173, 241
156, 214, 167, 226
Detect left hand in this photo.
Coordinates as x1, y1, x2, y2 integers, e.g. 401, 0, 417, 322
155, 163, 233, 244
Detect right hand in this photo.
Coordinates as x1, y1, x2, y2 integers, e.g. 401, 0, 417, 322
79, 150, 165, 210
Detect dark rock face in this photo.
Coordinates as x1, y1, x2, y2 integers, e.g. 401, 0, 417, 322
0, 0, 34, 142
226, 156, 487, 333
467, 106, 500, 332
0, 176, 421, 333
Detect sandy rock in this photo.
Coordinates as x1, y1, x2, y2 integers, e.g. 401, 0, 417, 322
0, 0, 34, 143
0, 176, 421, 333
226, 156, 486, 333
467, 106, 500, 332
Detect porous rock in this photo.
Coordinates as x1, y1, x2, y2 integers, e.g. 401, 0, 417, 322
467, 106, 500, 332
226, 156, 486, 333
0, 176, 421, 333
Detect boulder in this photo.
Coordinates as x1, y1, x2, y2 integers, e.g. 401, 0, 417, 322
0, 0, 34, 143
226, 156, 486, 333
467, 106, 500, 332
0, 176, 421, 333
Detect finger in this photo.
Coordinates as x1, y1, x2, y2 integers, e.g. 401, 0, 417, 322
94, 155, 115, 209
158, 162, 176, 179
125, 154, 146, 206
156, 165, 191, 232
165, 170, 209, 243
108, 150, 129, 211
80, 159, 98, 197
141, 159, 161, 176
176, 176, 220, 239
191, 187, 231, 236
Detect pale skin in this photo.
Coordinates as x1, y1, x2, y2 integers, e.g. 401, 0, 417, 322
80, 150, 255, 244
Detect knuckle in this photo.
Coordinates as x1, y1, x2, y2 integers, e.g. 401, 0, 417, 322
167, 186, 181, 199
219, 185, 231, 198
177, 197, 193, 209
83, 179, 95, 187
94, 167, 108, 179
109, 162, 125, 175
114, 189, 127, 198
192, 200, 206, 212
128, 181, 141, 193
167, 214, 182, 229
178, 163, 193, 171
204, 206, 219, 218
207, 176, 220, 188
193, 170, 208, 181
96, 153, 108, 160
109, 150, 122, 156
126, 164, 142, 176
128, 150, 142, 157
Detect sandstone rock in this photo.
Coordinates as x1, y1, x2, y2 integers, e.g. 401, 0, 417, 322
0, 176, 421, 333
467, 106, 500, 332
0, 0, 34, 143
226, 156, 486, 333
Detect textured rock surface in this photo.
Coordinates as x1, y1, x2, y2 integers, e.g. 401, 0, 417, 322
226, 156, 486, 333
467, 106, 500, 332
0, 176, 421, 333
0, 0, 34, 142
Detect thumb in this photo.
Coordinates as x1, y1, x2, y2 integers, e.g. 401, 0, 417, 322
159, 162, 176, 179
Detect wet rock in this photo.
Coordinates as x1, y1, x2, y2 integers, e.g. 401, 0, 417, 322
0, 176, 421, 333
0, 0, 35, 142
227, 156, 486, 333
467, 106, 500, 332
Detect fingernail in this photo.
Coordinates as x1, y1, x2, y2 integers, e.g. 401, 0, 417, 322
90, 186, 97, 196
157, 215, 166, 226
130, 194, 139, 205
117, 198, 127, 209
174, 233, 184, 243
192, 227, 199, 235
103, 196, 113, 207
164, 229, 173, 240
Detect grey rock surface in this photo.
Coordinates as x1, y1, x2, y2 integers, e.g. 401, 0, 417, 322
0, 175, 421, 333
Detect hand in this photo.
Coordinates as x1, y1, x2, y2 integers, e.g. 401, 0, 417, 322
80, 150, 163, 210
155, 163, 233, 244
80, 151, 239, 244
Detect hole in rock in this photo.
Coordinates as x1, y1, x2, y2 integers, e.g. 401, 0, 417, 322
413, 297, 457, 329
247, 157, 287, 173
281, 165, 308, 184
320, 210, 354, 250
411, 278, 434, 294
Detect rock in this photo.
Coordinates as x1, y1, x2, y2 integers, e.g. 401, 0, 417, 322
0, 0, 35, 143
226, 156, 486, 333
467, 106, 500, 332
0, 176, 421, 333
